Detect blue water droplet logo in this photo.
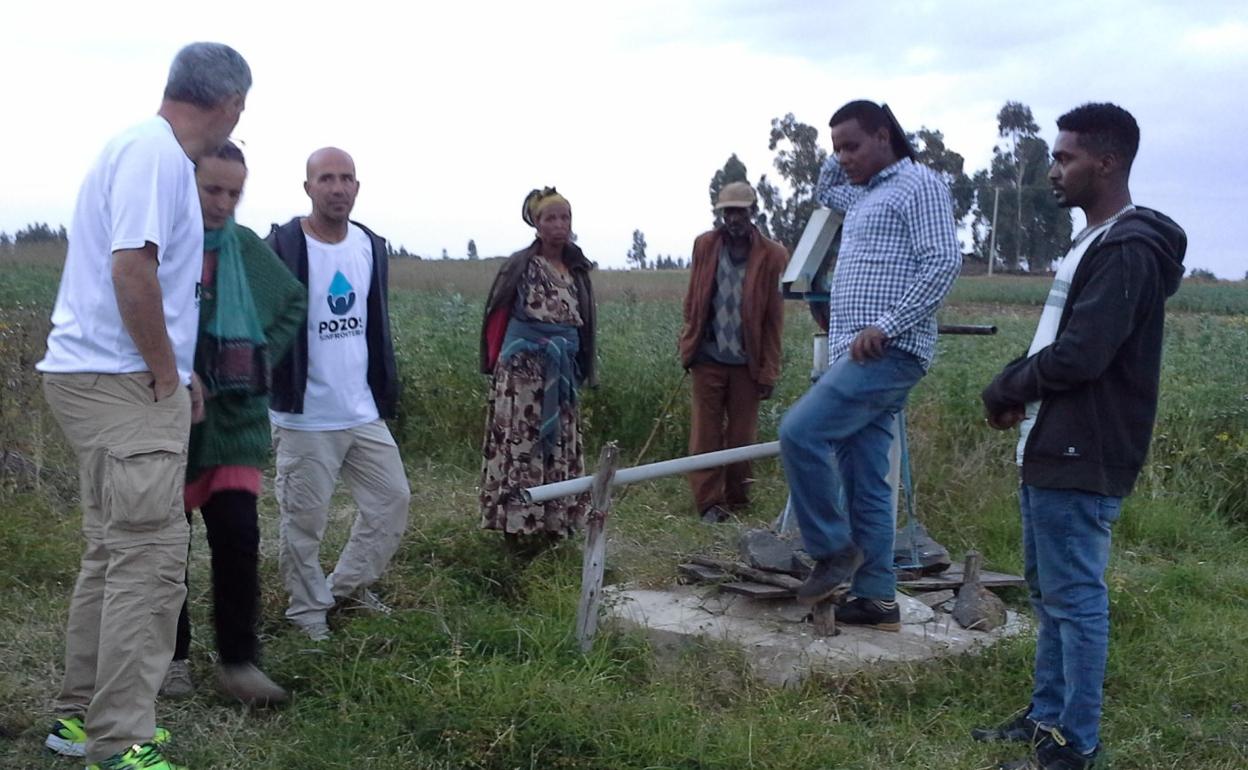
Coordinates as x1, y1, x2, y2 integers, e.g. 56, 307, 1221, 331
327, 271, 356, 316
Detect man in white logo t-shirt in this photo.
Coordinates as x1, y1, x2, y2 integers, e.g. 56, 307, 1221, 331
36, 43, 251, 768
265, 147, 410, 641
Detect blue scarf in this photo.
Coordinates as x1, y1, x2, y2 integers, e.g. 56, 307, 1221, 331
499, 318, 581, 456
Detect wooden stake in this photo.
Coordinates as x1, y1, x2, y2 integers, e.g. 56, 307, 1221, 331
963, 550, 983, 586
812, 599, 839, 637
576, 443, 618, 652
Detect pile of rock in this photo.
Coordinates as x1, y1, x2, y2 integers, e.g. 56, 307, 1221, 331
676, 529, 1015, 633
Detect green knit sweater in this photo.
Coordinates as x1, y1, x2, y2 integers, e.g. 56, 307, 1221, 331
187, 225, 307, 481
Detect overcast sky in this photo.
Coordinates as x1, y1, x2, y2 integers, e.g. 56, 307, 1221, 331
2, 0, 1245, 276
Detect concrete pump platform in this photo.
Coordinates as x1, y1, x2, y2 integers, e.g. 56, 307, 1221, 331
605, 585, 1026, 687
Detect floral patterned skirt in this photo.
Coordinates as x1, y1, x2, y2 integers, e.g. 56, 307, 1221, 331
479, 351, 588, 536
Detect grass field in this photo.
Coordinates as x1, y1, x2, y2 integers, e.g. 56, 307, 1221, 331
1, 249, 1245, 769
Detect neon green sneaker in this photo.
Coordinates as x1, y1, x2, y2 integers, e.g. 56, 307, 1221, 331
44, 716, 171, 759
44, 716, 88, 757
85, 741, 185, 769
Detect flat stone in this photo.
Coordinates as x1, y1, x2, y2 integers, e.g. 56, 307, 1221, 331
915, 589, 956, 608
898, 593, 935, 624
898, 567, 1027, 591
738, 529, 802, 575
677, 563, 730, 584
719, 582, 794, 600
893, 520, 952, 573
605, 585, 1026, 688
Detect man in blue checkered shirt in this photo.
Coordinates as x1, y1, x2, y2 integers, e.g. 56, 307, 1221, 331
780, 100, 961, 628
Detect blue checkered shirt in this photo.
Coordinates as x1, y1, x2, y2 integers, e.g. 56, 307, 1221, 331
816, 156, 961, 370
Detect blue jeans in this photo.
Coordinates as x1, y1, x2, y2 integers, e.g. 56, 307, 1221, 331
1021, 484, 1122, 755
778, 348, 924, 599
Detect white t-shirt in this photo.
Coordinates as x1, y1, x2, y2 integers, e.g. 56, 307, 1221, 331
270, 224, 379, 431
38, 116, 203, 383
1016, 213, 1131, 464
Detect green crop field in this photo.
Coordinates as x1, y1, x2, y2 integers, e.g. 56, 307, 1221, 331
1, 248, 1245, 769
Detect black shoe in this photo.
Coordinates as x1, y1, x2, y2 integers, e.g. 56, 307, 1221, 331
796, 545, 864, 605
700, 505, 731, 524
999, 728, 1100, 770
835, 597, 901, 632
972, 707, 1042, 744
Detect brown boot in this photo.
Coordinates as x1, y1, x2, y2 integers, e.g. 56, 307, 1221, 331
217, 662, 289, 707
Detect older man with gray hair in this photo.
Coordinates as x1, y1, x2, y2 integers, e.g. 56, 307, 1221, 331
37, 41, 251, 770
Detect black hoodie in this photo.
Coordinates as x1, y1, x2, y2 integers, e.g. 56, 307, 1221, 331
982, 207, 1187, 497
265, 218, 399, 419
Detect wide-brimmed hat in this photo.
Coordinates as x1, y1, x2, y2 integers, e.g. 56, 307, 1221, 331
714, 181, 757, 210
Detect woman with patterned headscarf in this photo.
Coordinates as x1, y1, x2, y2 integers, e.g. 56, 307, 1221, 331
478, 187, 597, 549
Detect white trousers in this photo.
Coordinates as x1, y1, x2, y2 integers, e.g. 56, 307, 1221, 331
274, 420, 411, 625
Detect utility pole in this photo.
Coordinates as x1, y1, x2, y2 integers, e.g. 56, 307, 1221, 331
988, 186, 1000, 276
1014, 158, 1026, 271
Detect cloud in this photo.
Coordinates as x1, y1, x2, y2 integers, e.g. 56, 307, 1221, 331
1180, 19, 1248, 56
0, 0, 1244, 275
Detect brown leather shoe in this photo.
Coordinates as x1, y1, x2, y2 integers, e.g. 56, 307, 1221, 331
217, 662, 289, 707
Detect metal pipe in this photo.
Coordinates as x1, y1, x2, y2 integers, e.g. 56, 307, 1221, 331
521, 441, 781, 504
811, 332, 828, 383
937, 324, 998, 335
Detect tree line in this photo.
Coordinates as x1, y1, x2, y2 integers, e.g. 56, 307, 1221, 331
0, 222, 68, 249
0, 110, 1228, 279
625, 229, 686, 270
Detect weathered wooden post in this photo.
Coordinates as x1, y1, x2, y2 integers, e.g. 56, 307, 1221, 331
812, 599, 839, 637
576, 442, 619, 652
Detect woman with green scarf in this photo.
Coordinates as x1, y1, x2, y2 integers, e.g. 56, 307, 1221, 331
160, 141, 305, 706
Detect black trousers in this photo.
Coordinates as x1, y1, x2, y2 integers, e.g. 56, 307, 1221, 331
173, 490, 261, 665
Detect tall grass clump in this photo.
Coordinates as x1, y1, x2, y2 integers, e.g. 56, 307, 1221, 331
390, 290, 489, 468
0, 294, 73, 496
1141, 314, 1248, 522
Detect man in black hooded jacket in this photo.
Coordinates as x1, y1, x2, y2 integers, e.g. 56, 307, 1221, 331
977, 103, 1186, 770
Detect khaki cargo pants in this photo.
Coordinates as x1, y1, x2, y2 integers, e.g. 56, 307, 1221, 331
43, 373, 190, 763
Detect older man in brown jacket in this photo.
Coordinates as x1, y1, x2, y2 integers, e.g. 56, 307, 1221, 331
678, 181, 788, 522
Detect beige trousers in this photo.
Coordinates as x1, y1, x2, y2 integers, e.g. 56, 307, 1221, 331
43, 373, 190, 763
274, 421, 411, 626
